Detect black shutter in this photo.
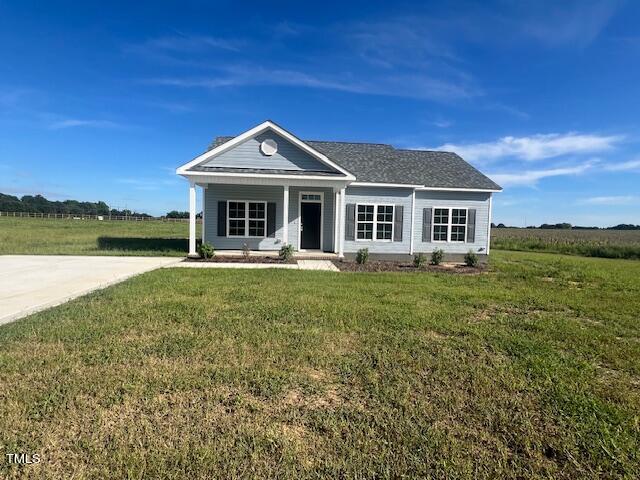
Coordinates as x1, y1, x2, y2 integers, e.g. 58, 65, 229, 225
267, 202, 277, 238
218, 201, 226, 237
345, 204, 356, 241
467, 209, 476, 243
422, 208, 432, 242
393, 205, 403, 242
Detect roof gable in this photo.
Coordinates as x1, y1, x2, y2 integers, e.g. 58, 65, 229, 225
177, 121, 355, 179
201, 131, 335, 173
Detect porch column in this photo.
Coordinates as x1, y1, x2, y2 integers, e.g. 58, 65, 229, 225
282, 185, 289, 246
188, 180, 197, 257
338, 187, 346, 257
333, 189, 339, 253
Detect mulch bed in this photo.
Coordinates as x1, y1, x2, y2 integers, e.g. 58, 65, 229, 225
333, 260, 486, 274
186, 256, 295, 264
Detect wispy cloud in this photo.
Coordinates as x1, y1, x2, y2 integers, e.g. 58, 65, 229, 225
48, 118, 125, 130
126, 33, 242, 56
603, 159, 640, 172
489, 162, 595, 187
579, 195, 639, 206
435, 133, 622, 163
147, 63, 479, 102
117, 177, 180, 191
516, 0, 623, 48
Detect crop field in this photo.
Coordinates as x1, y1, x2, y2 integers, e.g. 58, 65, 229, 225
0, 217, 200, 256
1, 250, 639, 478
491, 228, 640, 260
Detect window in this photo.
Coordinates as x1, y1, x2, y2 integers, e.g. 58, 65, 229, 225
356, 204, 394, 241
301, 193, 321, 201
228, 201, 266, 238
451, 209, 467, 242
376, 205, 394, 240
432, 207, 467, 242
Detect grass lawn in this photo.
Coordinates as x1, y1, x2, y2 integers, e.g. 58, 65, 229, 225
0, 217, 199, 256
1, 251, 639, 478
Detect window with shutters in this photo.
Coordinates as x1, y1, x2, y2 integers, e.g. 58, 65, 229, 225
356, 204, 394, 241
432, 207, 467, 242
227, 201, 266, 238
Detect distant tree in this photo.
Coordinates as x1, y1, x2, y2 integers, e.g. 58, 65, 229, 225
166, 210, 189, 219
608, 224, 640, 230
497, 223, 507, 228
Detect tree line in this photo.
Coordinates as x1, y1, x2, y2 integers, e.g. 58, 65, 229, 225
0, 193, 152, 217
492, 222, 640, 230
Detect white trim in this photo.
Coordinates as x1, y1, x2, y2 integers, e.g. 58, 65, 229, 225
188, 181, 197, 256
354, 203, 394, 242
176, 174, 351, 189
416, 186, 501, 193
410, 190, 415, 254
338, 187, 345, 257
487, 194, 493, 255
297, 191, 324, 251
432, 207, 468, 243
350, 182, 423, 188
227, 200, 268, 239
350, 182, 502, 192
282, 185, 289, 246
333, 189, 339, 253
180, 170, 352, 181
177, 120, 356, 180
202, 186, 206, 245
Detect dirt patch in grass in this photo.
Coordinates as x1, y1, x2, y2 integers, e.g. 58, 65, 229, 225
333, 260, 485, 273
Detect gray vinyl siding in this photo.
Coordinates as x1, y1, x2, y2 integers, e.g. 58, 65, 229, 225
203, 185, 285, 250
288, 187, 335, 252
204, 184, 335, 251
343, 186, 413, 254
202, 132, 334, 172
414, 191, 491, 254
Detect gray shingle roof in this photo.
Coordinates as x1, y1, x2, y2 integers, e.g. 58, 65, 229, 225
208, 136, 501, 190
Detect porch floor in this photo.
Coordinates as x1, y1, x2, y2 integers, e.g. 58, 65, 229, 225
212, 250, 338, 259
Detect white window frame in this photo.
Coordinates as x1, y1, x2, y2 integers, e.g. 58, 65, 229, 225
355, 203, 394, 242
432, 207, 468, 243
227, 200, 267, 238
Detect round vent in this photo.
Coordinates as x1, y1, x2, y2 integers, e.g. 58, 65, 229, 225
260, 138, 278, 156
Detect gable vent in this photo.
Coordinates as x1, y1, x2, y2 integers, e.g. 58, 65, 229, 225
260, 139, 278, 156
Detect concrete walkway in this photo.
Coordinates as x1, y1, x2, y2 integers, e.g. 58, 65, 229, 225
0, 255, 180, 326
170, 259, 339, 271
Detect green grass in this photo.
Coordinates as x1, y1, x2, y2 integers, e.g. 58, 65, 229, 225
492, 228, 640, 260
0, 217, 199, 256
1, 251, 639, 478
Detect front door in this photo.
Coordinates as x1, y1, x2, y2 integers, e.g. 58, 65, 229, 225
300, 202, 321, 250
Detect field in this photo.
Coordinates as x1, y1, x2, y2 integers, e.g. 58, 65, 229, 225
491, 228, 640, 260
1, 251, 639, 478
0, 217, 199, 256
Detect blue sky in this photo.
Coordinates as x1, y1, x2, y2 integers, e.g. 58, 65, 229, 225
1, 0, 639, 225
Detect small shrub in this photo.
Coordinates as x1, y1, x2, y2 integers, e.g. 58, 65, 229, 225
413, 253, 427, 268
198, 242, 215, 259
431, 248, 444, 265
464, 250, 479, 268
242, 243, 250, 259
356, 248, 369, 265
279, 244, 294, 262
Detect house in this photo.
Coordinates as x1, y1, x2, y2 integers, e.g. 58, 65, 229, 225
176, 120, 501, 261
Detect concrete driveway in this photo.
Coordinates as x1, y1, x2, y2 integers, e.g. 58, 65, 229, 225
0, 255, 180, 326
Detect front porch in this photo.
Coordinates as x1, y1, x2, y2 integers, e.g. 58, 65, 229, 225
186, 180, 349, 258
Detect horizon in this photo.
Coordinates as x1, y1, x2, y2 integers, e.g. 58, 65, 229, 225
1, 1, 640, 226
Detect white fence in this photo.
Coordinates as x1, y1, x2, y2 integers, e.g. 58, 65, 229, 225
0, 211, 200, 222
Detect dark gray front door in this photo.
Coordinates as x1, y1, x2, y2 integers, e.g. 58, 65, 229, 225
301, 202, 321, 250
